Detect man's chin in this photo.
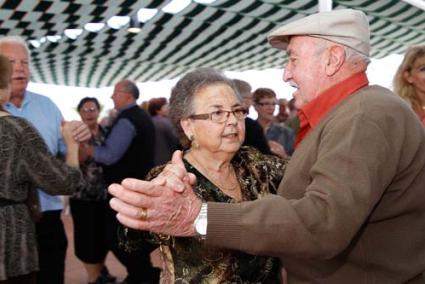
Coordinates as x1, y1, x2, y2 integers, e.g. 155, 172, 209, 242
292, 92, 304, 110
11, 80, 29, 92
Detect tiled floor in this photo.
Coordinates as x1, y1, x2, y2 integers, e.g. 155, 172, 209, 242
63, 214, 161, 284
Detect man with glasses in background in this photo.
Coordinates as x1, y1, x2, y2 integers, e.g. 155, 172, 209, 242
80, 80, 159, 284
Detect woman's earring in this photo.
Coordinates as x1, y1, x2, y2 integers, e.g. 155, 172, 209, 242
190, 135, 199, 149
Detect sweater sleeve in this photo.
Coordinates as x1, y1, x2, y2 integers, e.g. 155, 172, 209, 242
205, 112, 398, 259
19, 119, 84, 196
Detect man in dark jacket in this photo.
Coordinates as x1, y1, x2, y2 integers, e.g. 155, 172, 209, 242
82, 80, 158, 284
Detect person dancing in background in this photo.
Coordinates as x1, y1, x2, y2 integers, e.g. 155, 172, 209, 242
0, 55, 84, 284
147, 97, 180, 166
70, 97, 116, 284
253, 87, 294, 157
232, 79, 272, 154
80, 80, 159, 284
0, 36, 91, 284
393, 45, 425, 126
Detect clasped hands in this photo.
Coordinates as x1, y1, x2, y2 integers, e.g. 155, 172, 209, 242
108, 151, 202, 237
61, 120, 91, 145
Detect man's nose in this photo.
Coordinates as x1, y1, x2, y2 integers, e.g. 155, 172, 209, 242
283, 65, 292, 82
13, 61, 25, 71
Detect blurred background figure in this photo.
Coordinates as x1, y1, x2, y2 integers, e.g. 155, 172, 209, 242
285, 98, 299, 134
80, 80, 159, 284
99, 108, 117, 132
147, 97, 180, 166
233, 79, 272, 154
0, 54, 83, 284
70, 97, 116, 284
139, 101, 149, 113
253, 87, 295, 158
393, 45, 425, 126
275, 98, 289, 124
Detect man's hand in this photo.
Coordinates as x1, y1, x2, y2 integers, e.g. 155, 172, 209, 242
70, 120, 91, 142
108, 150, 200, 236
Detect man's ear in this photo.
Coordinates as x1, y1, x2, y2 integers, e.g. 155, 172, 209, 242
325, 45, 345, 76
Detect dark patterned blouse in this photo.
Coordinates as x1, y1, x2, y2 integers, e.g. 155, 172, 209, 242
0, 116, 84, 280
71, 125, 107, 201
121, 146, 287, 283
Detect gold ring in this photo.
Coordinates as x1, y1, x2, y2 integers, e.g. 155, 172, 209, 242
139, 208, 148, 220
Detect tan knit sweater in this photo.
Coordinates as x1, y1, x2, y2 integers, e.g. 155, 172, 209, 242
207, 85, 425, 283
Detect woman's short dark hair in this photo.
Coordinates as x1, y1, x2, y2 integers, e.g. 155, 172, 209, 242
169, 68, 240, 148
148, 97, 167, 116
77, 97, 101, 112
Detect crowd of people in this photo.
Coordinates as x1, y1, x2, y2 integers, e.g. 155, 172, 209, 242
0, 7, 424, 284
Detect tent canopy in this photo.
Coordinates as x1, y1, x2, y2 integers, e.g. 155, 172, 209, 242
0, 0, 423, 88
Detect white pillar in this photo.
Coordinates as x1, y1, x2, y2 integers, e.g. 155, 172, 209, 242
318, 0, 332, 12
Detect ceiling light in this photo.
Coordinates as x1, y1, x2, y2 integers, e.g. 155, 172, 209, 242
64, 29, 83, 40
29, 40, 41, 48
84, 22, 105, 32
128, 16, 142, 33
107, 16, 130, 29
137, 8, 158, 23
162, 0, 191, 14
46, 35, 61, 43
193, 0, 217, 3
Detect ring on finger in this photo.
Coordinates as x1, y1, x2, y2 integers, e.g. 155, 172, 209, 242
138, 207, 148, 220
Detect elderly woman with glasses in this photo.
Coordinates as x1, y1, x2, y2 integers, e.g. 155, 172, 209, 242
68, 97, 116, 284
120, 68, 287, 283
253, 88, 295, 158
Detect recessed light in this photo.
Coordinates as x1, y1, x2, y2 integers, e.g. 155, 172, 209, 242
84, 23, 105, 32
162, 0, 191, 14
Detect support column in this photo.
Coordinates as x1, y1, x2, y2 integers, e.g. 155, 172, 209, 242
318, 0, 332, 12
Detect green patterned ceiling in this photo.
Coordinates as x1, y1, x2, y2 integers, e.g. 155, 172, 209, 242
0, 0, 424, 88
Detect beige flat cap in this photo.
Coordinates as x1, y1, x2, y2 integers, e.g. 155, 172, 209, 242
268, 9, 370, 56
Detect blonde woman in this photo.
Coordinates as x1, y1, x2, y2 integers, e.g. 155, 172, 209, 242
394, 45, 425, 126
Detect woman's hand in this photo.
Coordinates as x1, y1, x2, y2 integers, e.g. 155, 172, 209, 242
61, 121, 80, 167
61, 121, 79, 147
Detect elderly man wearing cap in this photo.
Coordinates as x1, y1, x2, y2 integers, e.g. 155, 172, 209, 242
107, 9, 425, 283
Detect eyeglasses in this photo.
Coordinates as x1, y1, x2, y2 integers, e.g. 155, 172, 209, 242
189, 108, 247, 123
257, 102, 277, 107
81, 107, 98, 113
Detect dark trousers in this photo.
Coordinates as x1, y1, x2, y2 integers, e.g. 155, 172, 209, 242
106, 203, 159, 284
0, 272, 36, 284
35, 210, 67, 284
